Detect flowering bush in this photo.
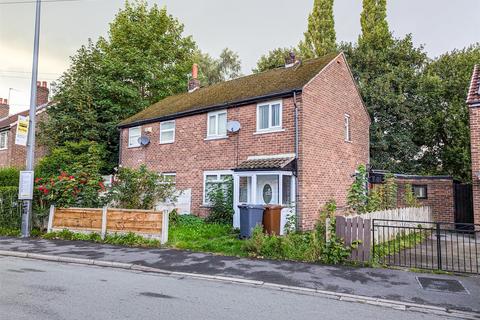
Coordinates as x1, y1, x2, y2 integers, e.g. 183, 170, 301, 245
35, 171, 106, 209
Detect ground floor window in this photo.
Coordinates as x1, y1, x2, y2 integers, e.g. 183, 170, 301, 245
413, 185, 428, 199
203, 170, 233, 205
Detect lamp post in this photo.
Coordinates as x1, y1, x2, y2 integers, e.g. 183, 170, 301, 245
21, 0, 42, 238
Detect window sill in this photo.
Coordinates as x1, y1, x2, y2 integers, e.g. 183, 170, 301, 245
204, 136, 228, 141
127, 145, 142, 149
254, 129, 285, 135
159, 141, 174, 145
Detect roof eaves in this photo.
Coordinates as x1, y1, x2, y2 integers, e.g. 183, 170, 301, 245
119, 88, 302, 129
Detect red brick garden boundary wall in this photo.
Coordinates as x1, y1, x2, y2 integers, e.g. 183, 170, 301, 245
334, 207, 433, 262
47, 206, 169, 243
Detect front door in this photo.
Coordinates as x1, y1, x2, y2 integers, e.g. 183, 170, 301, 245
256, 175, 279, 205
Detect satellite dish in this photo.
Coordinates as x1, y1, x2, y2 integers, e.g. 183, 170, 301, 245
138, 136, 150, 146
227, 120, 241, 133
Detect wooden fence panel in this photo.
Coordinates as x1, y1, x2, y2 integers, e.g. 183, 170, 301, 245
48, 206, 169, 243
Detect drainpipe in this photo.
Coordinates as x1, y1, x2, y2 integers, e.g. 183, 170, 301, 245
293, 91, 300, 231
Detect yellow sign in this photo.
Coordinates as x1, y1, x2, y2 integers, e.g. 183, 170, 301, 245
15, 115, 29, 146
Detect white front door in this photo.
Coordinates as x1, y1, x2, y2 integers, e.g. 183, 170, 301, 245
256, 174, 279, 205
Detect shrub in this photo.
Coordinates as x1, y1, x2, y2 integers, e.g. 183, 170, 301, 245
404, 183, 419, 207
107, 165, 176, 210
205, 176, 234, 224
0, 168, 20, 187
347, 164, 369, 214
34, 171, 106, 209
0, 187, 21, 229
36, 141, 107, 178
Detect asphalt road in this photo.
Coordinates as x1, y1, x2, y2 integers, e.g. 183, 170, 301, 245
0, 256, 457, 320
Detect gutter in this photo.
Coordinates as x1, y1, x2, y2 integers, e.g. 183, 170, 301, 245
118, 89, 303, 129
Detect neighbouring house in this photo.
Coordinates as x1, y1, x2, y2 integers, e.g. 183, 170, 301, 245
0, 81, 51, 168
468, 64, 480, 227
118, 52, 371, 230
369, 170, 463, 224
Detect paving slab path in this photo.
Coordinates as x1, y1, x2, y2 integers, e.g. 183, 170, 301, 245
1, 237, 479, 314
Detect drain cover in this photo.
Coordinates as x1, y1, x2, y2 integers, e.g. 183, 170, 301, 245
417, 277, 469, 294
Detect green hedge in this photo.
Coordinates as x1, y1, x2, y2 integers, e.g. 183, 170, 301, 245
0, 187, 21, 229
0, 168, 20, 187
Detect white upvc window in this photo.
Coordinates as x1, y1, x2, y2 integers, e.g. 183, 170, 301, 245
207, 110, 227, 139
160, 120, 175, 144
203, 170, 233, 205
128, 126, 141, 148
0, 131, 7, 150
256, 100, 282, 133
344, 114, 351, 142
161, 172, 176, 185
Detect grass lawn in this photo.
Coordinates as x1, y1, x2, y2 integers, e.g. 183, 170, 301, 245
167, 215, 246, 257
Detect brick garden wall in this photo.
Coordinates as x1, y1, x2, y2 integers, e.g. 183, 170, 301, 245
298, 53, 371, 230
396, 178, 455, 224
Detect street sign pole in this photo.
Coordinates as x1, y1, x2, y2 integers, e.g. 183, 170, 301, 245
21, 0, 42, 238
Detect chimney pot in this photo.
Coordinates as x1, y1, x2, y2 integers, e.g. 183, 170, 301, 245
42, 81, 47, 88
37, 81, 41, 87
192, 63, 198, 79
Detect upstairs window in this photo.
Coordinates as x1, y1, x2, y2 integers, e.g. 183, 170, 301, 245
128, 126, 141, 148
257, 100, 282, 132
0, 131, 7, 150
207, 110, 227, 139
160, 121, 175, 144
344, 114, 351, 142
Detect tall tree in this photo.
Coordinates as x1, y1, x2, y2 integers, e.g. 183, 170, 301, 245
41, 1, 197, 171
414, 45, 480, 181
358, 0, 391, 50
299, 0, 336, 59
196, 48, 242, 85
253, 47, 300, 73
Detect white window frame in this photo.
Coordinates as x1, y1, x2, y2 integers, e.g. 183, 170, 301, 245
206, 110, 228, 139
0, 131, 7, 150
256, 100, 283, 133
160, 120, 175, 144
203, 170, 233, 205
160, 172, 176, 185
128, 126, 141, 148
344, 114, 351, 142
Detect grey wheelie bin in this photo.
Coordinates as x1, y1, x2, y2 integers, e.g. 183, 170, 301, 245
238, 205, 265, 238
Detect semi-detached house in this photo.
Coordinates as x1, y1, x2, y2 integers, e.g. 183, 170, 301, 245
118, 52, 371, 231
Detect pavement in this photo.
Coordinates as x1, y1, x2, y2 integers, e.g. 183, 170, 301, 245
1, 237, 479, 317
0, 256, 452, 320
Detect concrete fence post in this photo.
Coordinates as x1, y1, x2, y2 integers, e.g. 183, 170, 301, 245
47, 205, 55, 233
101, 206, 108, 240
161, 209, 169, 244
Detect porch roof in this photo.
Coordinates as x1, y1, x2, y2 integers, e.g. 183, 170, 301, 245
234, 157, 295, 172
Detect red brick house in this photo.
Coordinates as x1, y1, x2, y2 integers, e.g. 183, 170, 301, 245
118, 52, 371, 230
468, 65, 480, 226
0, 81, 50, 168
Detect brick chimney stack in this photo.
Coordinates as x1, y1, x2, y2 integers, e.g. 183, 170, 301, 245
36, 81, 49, 106
188, 64, 200, 93
0, 98, 9, 119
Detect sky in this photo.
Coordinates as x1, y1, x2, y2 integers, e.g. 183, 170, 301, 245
0, 0, 479, 114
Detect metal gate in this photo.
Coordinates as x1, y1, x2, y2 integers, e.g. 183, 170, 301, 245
372, 219, 479, 274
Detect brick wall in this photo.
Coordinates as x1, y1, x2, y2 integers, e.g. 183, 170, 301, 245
0, 111, 48, 169
298, 53, 370, 229
120, 97, 296, 217
469, 106, 480, 227
395, 178, 455, 224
